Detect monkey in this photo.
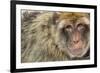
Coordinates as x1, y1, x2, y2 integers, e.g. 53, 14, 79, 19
21, 11, 90, 63
55, 12, 90, 59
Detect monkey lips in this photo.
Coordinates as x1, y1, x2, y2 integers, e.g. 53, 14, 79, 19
68, 41, 84, 56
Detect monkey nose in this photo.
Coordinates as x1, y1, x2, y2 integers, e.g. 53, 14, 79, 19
73, 40, 79, 44
72, 36, 80, 44
72, 34, 81, 44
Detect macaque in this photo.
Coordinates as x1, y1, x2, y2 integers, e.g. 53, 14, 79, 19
21, 11, 90, 63
55, 12, 90, 59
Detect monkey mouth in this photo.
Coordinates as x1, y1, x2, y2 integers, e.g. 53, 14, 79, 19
69, 48, 82, 55
70, 41, 84, 54
68, 43, 84, 56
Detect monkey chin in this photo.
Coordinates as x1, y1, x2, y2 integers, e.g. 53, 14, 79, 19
66, 45, 89, 59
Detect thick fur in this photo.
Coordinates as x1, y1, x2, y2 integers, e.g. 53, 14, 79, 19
21, 12, 68, 63
21, 12, 89, 63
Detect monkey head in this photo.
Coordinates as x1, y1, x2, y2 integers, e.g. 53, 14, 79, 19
55, 12, 90, 59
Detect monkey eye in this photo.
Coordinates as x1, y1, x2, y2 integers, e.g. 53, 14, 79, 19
77, 24, 86, 31
65, 25, 72, 32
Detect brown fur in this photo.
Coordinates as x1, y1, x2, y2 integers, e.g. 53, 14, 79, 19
21, 11, 90, 63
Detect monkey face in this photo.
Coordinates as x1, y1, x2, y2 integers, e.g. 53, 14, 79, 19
55, 15, 90, 59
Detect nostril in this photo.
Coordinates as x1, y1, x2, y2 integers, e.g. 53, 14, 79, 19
73, 40, 79, 44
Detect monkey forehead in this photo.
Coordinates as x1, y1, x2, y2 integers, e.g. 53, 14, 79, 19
58, 12, 89, 19
76, 17, 90, 25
